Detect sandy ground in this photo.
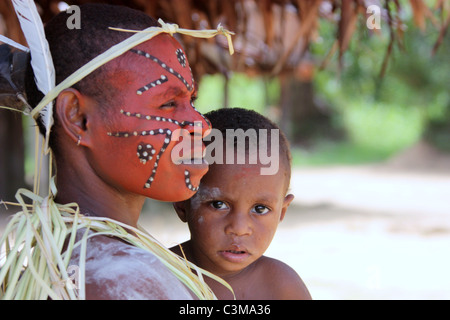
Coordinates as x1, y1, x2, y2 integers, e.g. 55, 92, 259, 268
272, 165, 450, 300
2, 152, 450, 300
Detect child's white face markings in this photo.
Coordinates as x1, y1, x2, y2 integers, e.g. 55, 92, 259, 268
183, 162, 293, 277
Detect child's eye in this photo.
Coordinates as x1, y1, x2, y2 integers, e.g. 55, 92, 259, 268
252, 205, 270, 215
210, 201, 228, 210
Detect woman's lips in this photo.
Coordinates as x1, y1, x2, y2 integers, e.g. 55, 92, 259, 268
171, 147, 206, 165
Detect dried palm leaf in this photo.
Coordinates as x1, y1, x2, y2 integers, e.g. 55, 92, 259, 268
0, 129, 234, 300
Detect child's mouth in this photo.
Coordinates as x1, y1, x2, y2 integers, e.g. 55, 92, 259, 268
224, 250, 246, 254
219, 247, 250, 263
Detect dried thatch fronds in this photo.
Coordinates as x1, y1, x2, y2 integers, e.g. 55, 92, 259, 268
3, 0, 446, 77
128, 0, 447, 76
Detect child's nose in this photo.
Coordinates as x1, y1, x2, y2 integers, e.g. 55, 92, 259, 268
225, 211, 252, 237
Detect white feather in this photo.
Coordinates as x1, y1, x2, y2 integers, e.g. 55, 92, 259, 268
12, 0, 55, 149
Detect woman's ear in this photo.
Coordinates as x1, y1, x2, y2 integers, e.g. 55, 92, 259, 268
280, 194, 294, 222
55, 88, 89, 147
173, 201, 189, 223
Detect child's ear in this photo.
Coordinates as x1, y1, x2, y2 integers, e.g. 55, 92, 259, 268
173, 201, 189, 223
280, 194, 294, 222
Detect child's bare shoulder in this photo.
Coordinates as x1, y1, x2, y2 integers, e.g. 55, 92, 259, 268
257, 256, 312, 300
70, 235, 192, 299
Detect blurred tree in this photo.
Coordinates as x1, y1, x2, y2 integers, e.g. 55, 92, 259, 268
0, 110, 25, 202
0, 0, 27, 202
314, 8, 450, 151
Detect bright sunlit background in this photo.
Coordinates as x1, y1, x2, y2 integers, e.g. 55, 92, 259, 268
138, 10, 450, 299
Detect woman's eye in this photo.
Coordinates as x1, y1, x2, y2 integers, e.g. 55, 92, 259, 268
252, 205, 270, 215
160, 101, 176, 109
210, 201, 228, 210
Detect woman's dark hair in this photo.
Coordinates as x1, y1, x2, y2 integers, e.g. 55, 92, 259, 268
25, 4, 158, 145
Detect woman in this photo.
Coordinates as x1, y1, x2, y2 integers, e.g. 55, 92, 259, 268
2, 3, 230, 299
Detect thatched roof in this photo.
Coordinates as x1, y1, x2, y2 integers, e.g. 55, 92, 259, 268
1, 0, 448, 81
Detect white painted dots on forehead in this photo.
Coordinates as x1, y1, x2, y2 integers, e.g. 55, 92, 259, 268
136, 75, 168, 96
130, 48, 194, 92
176, 48, 187, 67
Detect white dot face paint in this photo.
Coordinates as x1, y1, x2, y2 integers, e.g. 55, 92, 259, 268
130, 48, 193, 92
176, 48, 187, 68
90, 36, 209, 202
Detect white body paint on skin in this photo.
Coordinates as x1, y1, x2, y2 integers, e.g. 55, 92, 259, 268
69, 231, 193, 300
188, 186, 221, 213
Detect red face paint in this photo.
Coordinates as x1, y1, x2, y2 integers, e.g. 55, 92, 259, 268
87, 34, 209, 202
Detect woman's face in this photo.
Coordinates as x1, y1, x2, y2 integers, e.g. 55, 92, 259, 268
86, 35, 209, 201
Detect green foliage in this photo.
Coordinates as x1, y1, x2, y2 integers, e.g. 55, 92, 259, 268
308, 12, 450, 163
195, 74, 224, 112
194, 11, 449, 167
340, 101, 425, 152
195, 73, 279, 114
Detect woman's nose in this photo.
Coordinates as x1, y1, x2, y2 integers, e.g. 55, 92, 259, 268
183, 107, 211, 138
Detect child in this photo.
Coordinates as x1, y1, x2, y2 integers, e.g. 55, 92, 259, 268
172, 108, 312, 300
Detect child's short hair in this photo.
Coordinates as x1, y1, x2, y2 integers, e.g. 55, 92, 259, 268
204, 107, 292, 187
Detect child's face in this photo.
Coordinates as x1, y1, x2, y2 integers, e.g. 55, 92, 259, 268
176, 161, 293, 277
86, 35, 209, 201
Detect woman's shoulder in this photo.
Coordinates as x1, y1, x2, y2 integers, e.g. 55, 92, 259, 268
70, 234, 193, 299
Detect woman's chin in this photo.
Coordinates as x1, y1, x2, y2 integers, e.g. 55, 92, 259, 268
146, 187, 198, 202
